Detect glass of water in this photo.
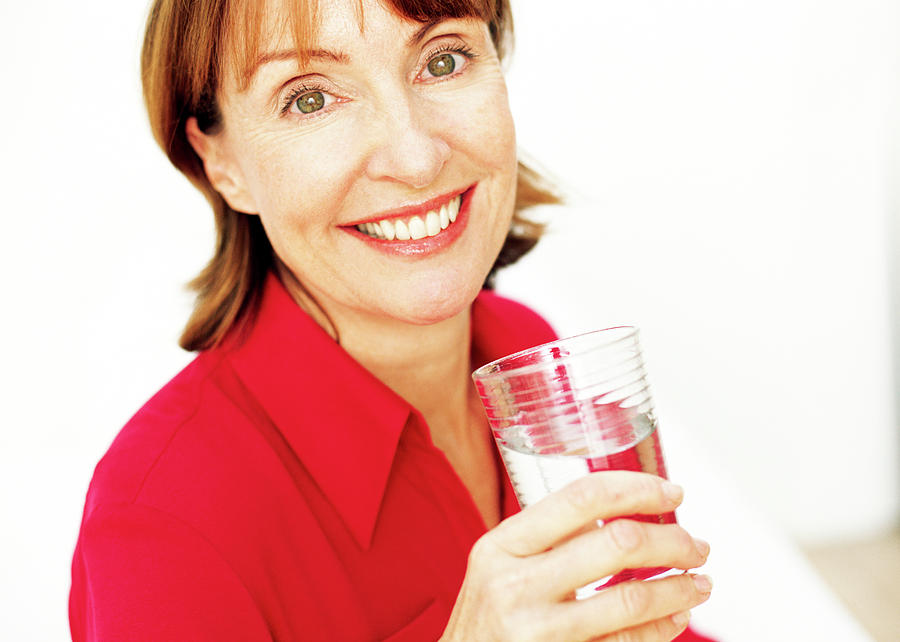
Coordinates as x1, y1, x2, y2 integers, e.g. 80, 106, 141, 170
472, 326, 676, 595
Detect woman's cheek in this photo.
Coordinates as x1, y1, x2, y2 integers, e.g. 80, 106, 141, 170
243, 125, 362, 220
440, 75, 516, 167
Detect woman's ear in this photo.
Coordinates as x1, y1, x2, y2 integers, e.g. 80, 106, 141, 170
185, 116, 259, 214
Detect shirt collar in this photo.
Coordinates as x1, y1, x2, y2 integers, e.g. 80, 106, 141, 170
225, 273, 412, 550
223, 273, 552, 549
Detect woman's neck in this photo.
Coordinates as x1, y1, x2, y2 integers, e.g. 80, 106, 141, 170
342, 309, 474, 432
278, 265, 475, 439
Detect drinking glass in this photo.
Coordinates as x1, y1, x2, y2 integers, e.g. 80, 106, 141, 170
472, 327, 676, 596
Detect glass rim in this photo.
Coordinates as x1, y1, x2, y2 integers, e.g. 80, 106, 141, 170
472, 326, 641, 382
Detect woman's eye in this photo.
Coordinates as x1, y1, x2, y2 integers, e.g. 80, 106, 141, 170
427, 53, 456, 77
295, 91, 327, 114
296, 91, 325, 113
284, 89, 337, 116
420, 50, 470, 80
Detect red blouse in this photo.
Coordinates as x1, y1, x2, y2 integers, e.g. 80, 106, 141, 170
70, 273, 715, 641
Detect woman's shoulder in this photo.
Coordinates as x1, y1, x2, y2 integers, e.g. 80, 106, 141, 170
84, 352, 223, 507
70, 345, 338, 640
70, 349, 278, 639
79, 348, 281, 529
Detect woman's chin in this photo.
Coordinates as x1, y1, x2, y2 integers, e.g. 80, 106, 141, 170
380, 276, 485, 327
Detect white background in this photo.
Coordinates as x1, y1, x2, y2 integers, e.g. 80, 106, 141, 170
1, 0, 897, 640
502, 0, 900, 542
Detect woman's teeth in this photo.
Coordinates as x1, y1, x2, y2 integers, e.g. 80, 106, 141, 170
356, 195, 461, 241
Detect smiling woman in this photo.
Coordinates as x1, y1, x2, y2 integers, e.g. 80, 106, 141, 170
142, 0, 554, 350
186, 8, 520, 333
69, 0, 715, 640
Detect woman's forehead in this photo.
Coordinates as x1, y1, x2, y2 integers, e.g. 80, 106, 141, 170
264, 0, 363, 50
227, 0, 323, 76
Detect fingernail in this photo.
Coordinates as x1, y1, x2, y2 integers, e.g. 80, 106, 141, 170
671, 610, 691, 628
693, 537, 710, 557
662, 481, 684, 503
692, 574, 713, 593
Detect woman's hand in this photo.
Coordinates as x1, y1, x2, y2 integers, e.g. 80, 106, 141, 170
441, 472, 711, 642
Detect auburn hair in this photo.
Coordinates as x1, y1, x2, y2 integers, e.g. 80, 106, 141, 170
141, 0, 560, 352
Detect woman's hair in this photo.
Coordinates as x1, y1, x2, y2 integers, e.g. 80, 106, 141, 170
142, 0, 560, 352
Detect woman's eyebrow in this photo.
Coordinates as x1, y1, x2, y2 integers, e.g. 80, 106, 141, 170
408, 20, 441, 46
407, 17, 477, 46
251, 48, 350, 78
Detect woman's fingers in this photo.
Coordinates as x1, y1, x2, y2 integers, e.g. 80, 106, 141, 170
560, 574, 711, 641
490, 471, 684, 556
594, 609, 693, 642
536, 521, 709, 599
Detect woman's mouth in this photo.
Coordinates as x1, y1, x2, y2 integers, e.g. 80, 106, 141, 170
354, 194, 461, 241
344, 186, 474, 257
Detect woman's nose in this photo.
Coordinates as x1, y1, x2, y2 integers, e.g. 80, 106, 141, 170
363, 94, 451, 189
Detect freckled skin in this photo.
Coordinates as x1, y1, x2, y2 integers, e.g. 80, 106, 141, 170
205, 0, 518, 331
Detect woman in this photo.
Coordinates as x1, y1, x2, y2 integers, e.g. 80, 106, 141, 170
69, 0, 715, 639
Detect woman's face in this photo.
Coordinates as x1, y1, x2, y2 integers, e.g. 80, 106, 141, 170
198, 0, 517, 328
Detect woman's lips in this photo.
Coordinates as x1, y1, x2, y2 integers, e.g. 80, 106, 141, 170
356, 194, 460, 240
342, 185, 475, 257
